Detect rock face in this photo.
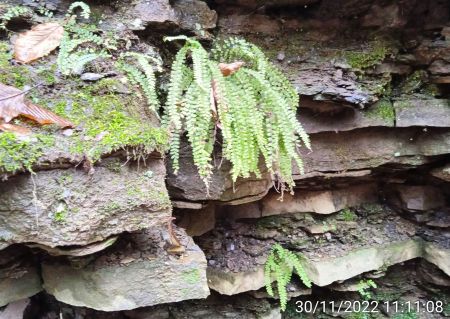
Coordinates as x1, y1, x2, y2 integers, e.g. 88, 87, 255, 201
0, 159, 171, 249
42, 227, 210, 311
111, 0, 217, 35
1, 0, 450, 316
386, 184, 446, 211
166, 143, 272, 204
0, 247, 41, 307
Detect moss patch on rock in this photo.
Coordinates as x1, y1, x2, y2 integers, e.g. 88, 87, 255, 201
46, 79, 168, 161
0, 132, 54, 174
367, 99, 395, 122
345, 44, 388, 70
0, 40, 168, 174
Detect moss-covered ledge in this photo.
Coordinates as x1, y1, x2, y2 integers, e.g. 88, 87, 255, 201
0, 41, 167, 177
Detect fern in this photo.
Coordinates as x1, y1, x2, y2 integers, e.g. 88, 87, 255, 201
117, 52, 162, 115
57, 2, 108, 76
357, 279, 377, 300
163, 36, 310, 192
264, 243, 312, 311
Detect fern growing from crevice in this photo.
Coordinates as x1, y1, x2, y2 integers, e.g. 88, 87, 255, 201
163, 36, 310, 192
264, 243, 311, 312
57, 2, 111, 76
117, 52, 162, 116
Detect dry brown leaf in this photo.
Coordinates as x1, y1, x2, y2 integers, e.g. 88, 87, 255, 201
0, 122, 31, 135
22, 101, 73, 127
14, 22, 64, 63
219, 61, 245, 77
0, 83, 74, 128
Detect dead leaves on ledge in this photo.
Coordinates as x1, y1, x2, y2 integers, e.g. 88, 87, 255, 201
14, 22, 64, 64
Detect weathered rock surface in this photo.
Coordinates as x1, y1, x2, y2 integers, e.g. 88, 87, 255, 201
177, 204, 216, 237
225, 184, 377, 219
262, 184, 377, 216
386, 184, 446, 211
167, 143, 272, 204
394, 99, 450, 128
296, 127, 450, 178
300, 101, 394, 134
431, 163, 450, 182
0, 247, 41, 307
203, 202, 450, 295
42, 226, 209, 311
208, 239, 450, 295
111, 0, 217, 35
0, 159, 170, 249
0, 298, 31, 318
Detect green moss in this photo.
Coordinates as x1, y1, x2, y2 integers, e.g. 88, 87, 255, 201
0, 132, 54, 174
345, 45, 388, 70
104, 158, 123, 172
48, 79, 168, 161
367, 99, 395, 122
53, 203, 68, 222
0, 41, 30, 88
400, 70, 427, 94
37, 64, 57, 86
337, 208, 358, 222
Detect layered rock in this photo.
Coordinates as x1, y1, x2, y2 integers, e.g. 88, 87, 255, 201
0, 159, 170, 249
0, 246, 41, 307
42, 226, 210, 311
202, 203, 450, 295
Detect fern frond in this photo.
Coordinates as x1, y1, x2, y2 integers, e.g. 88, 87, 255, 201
118, 52, 161, 113
264, 244, 311, 312
163, 36, 310, 192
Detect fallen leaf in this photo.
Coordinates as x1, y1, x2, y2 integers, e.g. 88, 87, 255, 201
22, 101, 73, 127
219, 61, 245, 77
0, 83, 73, 127
0, 122, 31, 135
14, 22, 64, 63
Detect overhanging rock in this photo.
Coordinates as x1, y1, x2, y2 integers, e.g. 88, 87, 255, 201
42, 226, 210, 311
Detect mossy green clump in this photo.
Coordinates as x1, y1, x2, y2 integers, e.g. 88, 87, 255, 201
337, 208, 358, 222
399, 70, 427, 94
345, 45, 388, 70
49, 79, 168, 161
0, 41, 30, 88
367, 99, 395, 122
0, 132, 54, 174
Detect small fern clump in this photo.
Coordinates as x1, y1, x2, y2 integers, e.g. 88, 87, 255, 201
264, 243, 312, 311
0, 6, 31, 30
163, 36, 310, 191
57, 2, 111, 76
117, 52, 162, 115
357, 279, 377, 300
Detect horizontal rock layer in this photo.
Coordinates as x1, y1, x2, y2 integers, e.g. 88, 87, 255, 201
0, 159, 170, 249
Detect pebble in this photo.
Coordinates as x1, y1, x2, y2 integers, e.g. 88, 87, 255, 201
80, 73, 105, 82
226, 242, 235, 251
277, 52, 285, 61
62, 129, 74, 137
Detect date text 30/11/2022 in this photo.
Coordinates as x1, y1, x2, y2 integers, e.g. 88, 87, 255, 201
295, 300, 445, 314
